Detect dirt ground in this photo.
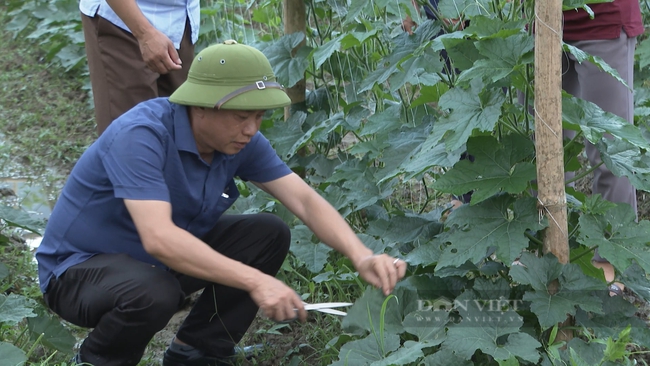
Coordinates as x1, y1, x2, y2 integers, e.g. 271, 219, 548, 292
146, 293, 330, 366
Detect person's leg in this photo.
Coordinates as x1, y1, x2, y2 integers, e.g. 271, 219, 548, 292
81, 14, 159, 135
569, 33, 638, 214
568, 33, 638, 293
157, 18, 195, 96
172, 213, 291, 357
45, 253, 185, 366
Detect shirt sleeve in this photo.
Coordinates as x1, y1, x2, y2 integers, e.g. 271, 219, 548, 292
235, 132, 292, 182
100, 124, 171, 202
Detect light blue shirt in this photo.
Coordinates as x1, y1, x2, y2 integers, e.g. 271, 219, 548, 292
80, 0, 200, 48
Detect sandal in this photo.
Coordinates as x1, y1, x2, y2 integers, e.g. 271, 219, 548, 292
609, 283, 624, 297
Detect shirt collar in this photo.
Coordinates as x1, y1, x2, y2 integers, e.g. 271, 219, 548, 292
171, 103, 200, 154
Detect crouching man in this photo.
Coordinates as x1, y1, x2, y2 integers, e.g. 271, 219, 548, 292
35, 40, 406, 366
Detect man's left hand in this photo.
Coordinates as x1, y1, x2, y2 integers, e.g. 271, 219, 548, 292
355, 254, 407, 296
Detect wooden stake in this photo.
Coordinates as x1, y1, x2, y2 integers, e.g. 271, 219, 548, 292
535, 0, 572, 343
283, 0, 306, 120
534, 0, 568, 263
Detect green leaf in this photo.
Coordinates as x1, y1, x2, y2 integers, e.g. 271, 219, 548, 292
432, 135, 537, 204
0, 204, 44, 235
410, 83, 450, 106
405, 242, 443, 267
378, 117, 464, 183
457, 34, 534, 85
0, 342, 26, 366
512, 255, 603, 327
342, 288, 407, 335
563, 43, 628, 88
402, 310, 448, 345
463, 16, 528, 40
431, 80, 507, 152
565, 338, 606, 366
287, 112, 345, 158
289, 225, 332, 273
620, 264, 650, 302
389, 49, 443, 91
603, 325, 630, 362
0, 294, 37, 326
578, 203, 650, 273
570, 246, 606, 282
0, 262, 8, 281
472, 277, 512, 303
437, 196, 546, 269
438, 0, 492, 18
636, 37, 650, 70
359, 105, 402, 136
597, 138, 650, 192
313, 35, 343, 69
370, 341, 427, 366
442, 38, 481, 71
359, 64, 399, 93
28, 313, 76, 354
264, 111, 307, 160
366, 213, 443, 245
442, 292, 541, 362
341, 172, 392, 211
575, 292, 649, 344
497, 355, 520, 366
262, 33, 310, 89
569, 347, 593, 366
330, 333, 400, 366
563, 95, 649, 149
423, 348, 473, 366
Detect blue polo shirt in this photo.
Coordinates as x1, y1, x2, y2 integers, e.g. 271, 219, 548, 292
35, 98, 292, 293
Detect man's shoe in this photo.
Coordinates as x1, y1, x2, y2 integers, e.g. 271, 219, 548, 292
70, 353, 82, 365
162, 343, 267, 366
162, 349, 236, 366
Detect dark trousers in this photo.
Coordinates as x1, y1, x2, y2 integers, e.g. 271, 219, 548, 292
44, 214, 290, 366
81, 13, 195, 135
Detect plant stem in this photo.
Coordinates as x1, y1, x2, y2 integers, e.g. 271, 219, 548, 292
565, 161, 603, 186
569, 245, 598, 263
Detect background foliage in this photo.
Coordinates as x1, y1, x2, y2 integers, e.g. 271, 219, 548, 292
2, 0, 650, 364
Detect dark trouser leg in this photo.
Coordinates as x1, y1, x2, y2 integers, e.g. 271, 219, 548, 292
174, 213, 290, 357
44, 254, 186, 366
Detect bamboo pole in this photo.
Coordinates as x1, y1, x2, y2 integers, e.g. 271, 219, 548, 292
535, 0, 572, 342
283, 0, 306, 120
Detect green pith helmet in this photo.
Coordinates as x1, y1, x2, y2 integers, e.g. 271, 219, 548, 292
169, 40, 291, 110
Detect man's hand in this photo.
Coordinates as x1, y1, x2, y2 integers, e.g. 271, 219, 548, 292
355, 254, 407, 296
137, 28, 183, 74
249, 275, 308, 323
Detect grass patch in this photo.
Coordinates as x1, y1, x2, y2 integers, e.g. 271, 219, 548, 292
0, 8, 94, 177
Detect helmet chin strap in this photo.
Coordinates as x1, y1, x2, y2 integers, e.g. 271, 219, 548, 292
214, 81, 284, 109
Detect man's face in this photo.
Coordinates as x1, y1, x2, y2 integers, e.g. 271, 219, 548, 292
192, 108, 266, 155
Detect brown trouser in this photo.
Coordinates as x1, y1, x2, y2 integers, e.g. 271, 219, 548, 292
81, 14, 195, 135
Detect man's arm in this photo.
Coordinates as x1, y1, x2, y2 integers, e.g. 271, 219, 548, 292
254, 173, 406, 295
105, 0, 182, 74
123, 199, 308, 322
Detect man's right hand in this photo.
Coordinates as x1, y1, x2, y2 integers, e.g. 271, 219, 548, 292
137, 28, 183, 74
249, 275, 308, 323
